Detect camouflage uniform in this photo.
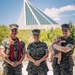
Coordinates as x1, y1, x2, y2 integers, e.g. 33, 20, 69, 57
26, 41, 49, 75
0, 38, 25, 75
52, 36, 74, 75
0, 24, 25, 75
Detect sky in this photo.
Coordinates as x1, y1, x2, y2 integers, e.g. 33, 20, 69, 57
0, 0, 75, 26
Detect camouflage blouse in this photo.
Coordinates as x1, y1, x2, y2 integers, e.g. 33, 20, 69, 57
0, 38, 25, 61
26, 41, 49, 72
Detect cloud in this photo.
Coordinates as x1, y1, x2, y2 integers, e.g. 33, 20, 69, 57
72, 13, 75, 16
44, 5, 75, 21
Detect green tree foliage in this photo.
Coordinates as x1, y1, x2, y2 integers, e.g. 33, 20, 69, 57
40, 27, 62, 47
0, 26, 62, 47
69, 21, 75, 40
0, 23, 75, 48
0, 25, 9, 44
68, 21, 75, 48
17, 30, 32, 47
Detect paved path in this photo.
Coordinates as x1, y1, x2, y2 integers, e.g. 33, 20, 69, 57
0, 61, 75, 75
22, 61, 75, 75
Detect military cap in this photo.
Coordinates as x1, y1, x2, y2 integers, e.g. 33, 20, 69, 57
9, 24, 19, 30
61, 24, 70, 30
32, 29, 40, 35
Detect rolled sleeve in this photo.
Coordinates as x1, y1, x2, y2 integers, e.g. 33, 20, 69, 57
66, 44, 74, 49
26, 49, 30, 54
0, 45, 5, 50
44, 43, 49, 53
0, 39, 7, 51
45, 49, 49, 53
26, 44, 31, 54
21, 41, 26, 51
22, 46, 26, 51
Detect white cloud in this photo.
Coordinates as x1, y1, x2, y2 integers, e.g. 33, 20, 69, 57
44, 5, 75, 21
53, 17, 60, 21
72, 13, 75, 16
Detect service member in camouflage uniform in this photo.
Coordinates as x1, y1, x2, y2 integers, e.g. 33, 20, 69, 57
52, 24, 74, 75
0, 24, 25, 75
26, 29, 49, 75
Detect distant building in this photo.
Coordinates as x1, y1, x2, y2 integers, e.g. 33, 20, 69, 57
17, 0, 60, 30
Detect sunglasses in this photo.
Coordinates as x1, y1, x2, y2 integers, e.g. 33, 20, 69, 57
57, 37, 61, 39
62, 29, 68, 32
11, 29, 17, 32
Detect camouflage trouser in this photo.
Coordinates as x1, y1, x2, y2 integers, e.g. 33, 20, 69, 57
2, 64, 22, 75
52, 58, 73, 75
28, 70, 47, 75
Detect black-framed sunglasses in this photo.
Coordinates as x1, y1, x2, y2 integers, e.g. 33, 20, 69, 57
11, 29, 17, 32
62, 29, 68, 32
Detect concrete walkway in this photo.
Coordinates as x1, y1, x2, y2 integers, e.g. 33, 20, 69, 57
22, 61, 75, 75
0, 61, 75, 75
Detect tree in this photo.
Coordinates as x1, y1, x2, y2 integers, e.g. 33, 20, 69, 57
69, 21, 75, 40
0, 25, 9, 45
68, 21, 75, 48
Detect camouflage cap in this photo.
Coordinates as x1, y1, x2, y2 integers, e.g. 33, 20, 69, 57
32, 29, 40, 35
61, 24, 70, 30
9, 24, 19, 30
